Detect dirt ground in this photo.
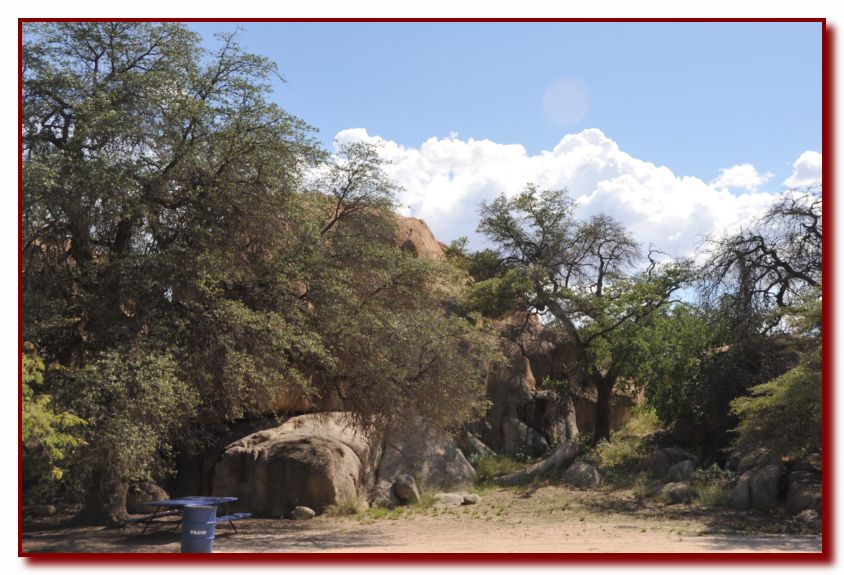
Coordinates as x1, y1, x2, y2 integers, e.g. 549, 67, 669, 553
21, 485, 822, 554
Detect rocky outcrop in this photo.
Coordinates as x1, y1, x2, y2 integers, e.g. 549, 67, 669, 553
479, 311, 641, 459
373, 417, 476, 497
212, 413, 379, 517
393, 215, 447, 261
212, 412, 477, 516
480, 313, 573, 458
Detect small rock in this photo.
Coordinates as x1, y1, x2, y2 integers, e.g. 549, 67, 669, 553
392, 474, 421, 505
660, 482, 693, 504
462, 493, 481, 505
290, 506, 316, 520
667, 460, 697, 483
433, 493, 465, 507
560, 462, 600, 489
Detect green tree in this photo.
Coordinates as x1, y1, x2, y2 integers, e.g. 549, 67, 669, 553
21, 345, 86, 502
476, 185, 690, 443
22, 23, 496, 522
731, 291, 822, 459
65, 348, 198, 524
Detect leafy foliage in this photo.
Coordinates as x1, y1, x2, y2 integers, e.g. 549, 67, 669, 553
21, 346, 86, 500
22, 22, 495, 521
730, 293, 822, 459
67, 349, 199, 484
475, 184, 691, 441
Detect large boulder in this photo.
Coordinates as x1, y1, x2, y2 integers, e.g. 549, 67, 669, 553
212, 413, 378, 517
560, 462, 600, 489
375, 417, 476, 494
749, 464, 783, 508
731, 464, 783, 509
730, 472, 752, 509
126, 482, 169, 515
641, 450, 672, 477
667, 460, 697, 483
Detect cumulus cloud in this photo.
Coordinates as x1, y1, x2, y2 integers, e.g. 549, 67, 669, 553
783, 150, 822, 188
332, 127, 795, 260
711, 164, 773, 190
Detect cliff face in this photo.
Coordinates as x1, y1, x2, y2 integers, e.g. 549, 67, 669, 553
386, 218, 638, 453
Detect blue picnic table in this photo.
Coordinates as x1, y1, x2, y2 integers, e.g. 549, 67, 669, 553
126, 496, 251, 535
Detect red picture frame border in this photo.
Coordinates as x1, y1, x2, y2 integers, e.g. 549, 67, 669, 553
17, 16, 833, 565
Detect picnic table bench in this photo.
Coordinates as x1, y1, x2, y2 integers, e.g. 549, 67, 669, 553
123, 496, 251, 535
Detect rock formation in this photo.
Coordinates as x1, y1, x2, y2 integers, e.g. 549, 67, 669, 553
212, 413, 379, 516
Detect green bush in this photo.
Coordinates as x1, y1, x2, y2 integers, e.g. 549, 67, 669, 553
695, 483, 731, 508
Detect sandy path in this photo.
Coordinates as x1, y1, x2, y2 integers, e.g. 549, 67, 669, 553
22, 486, 822, 555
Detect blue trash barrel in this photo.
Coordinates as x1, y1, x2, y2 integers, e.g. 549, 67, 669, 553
180, 505, 216, 553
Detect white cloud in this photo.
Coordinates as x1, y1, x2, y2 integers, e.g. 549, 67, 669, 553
711, 163, 773, 190
783, 150, 822, 188
333, 127, 794, 260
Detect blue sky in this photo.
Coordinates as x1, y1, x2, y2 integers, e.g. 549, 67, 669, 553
189, 21, 823, 254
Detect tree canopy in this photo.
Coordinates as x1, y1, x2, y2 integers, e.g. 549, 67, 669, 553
22, 22, 494, 523
474, 185, 691, 442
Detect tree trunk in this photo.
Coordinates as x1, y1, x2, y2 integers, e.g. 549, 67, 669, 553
593, 375, 613, 445
75, 470, 128, 526
493, 441, 580, 486
562, 392, 579, 441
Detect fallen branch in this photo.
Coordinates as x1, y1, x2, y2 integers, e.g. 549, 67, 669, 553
493, 441, 580, 486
